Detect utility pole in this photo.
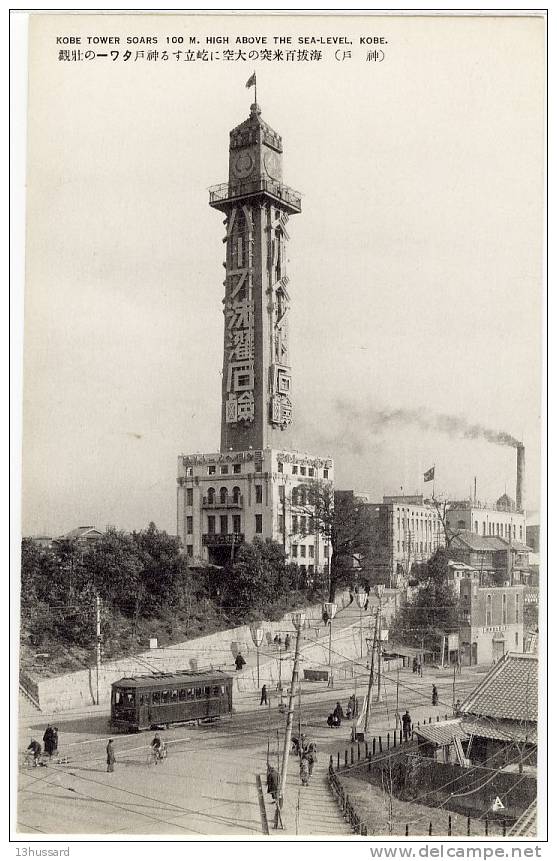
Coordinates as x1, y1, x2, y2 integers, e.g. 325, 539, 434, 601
276, 612, 305, 828
395, 667, 400, 729
364, 609, 379, 734
95, 594, 102, 705
376, 585, 384, 703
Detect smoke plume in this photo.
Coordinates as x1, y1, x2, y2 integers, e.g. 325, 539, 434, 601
333, 399, 521, 450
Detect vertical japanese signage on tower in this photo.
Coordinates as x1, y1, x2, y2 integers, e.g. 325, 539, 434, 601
225, 204, 255, 423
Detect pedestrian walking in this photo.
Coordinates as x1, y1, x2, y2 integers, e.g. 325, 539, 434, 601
453, 699, 462, 717
412, 657, 418, 674
43, 725, 56, 758
260, 684, 268, 706
418, 662, 423, 677
432, 685, 438, 706
402, 710, 412, 741
235, 652, 246, 671
300, 755, 310, 786
106, 739, 116, 773
52, 727, 59, 755
307, 742, 317, 776
266, 763, 279, 801
284, 634, 291, 651
333, 701, 344, 723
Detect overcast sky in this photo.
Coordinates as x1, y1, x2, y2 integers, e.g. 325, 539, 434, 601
21, 12, 545, 536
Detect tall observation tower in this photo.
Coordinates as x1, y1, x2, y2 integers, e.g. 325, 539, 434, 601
177, 95, 333, 571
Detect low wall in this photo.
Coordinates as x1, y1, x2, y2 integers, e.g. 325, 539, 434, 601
29, 590, 355, 712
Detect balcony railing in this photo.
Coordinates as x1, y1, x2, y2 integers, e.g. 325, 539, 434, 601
202, 495, 243, 509
208, 178, 302, 212
202, 532, 244, 547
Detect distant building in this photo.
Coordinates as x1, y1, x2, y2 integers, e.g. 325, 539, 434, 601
358, 494, 445, 585
54, 526, 104, 547
450, 530, 531, 584
25, 535, 53, 549
446, 498, 526, 543
459, 579, 525, 665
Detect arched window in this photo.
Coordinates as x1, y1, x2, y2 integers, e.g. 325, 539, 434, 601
219, 486, 228, 504
207, 487, 215, 504
457, 519, 466, 530
486, 594, 492, 627
232, 486, 241, 504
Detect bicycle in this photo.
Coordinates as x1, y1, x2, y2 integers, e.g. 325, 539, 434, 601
147, 743, 167, 766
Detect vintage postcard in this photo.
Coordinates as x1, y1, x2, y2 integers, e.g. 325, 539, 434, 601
13, 10, 546, 847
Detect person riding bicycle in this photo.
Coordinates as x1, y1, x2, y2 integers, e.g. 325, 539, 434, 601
150, 734, 166, 763
27, 739, 42, 767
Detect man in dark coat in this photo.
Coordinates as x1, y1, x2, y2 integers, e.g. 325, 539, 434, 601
402, 710, 412, 741
106, 739, 116, 773
333, 701, 344, 723
27, 739, 42, 767
43, 725, 56, 758
432, 685, 438, 706
235, 653, 246, 671
260, 684, 268, 706
266, 763, 279, 801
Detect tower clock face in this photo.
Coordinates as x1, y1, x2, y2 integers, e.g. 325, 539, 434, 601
232, 151, 254, 179
264, 151, 280, 180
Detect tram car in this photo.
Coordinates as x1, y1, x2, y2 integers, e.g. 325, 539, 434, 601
110, 669, 233, 732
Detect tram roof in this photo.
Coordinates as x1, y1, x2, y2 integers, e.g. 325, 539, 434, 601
112, 669, 233, 688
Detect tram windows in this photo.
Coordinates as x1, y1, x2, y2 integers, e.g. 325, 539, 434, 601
195, 687, 202, 699
204, 686, 211, 697
179, 689, 187, 701
124, 690, 135, 705
171, 689, 179, 702
187, 688, 195, 701
139, 692, 150, 706
152, 691, 161, 705
161, 690, 170, 704
212, 686, 220, 697
221, 685, 226, 695
114, 691, 122, 705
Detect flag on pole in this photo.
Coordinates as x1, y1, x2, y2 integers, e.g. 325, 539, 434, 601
246, 72, 256, 89
424, 467, 435, 482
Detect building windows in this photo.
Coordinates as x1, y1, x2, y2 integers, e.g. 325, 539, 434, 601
300, 467, 306, 476
300, 545, 306, 558
309, 545, 314, 558
323, 468, 329, 479
232, 515, 241, 533
186, 467, 193, 477
278, 462, 284, 474
186, 516, 193, 534
513, 525, 516, 539
515, 596, 519, 624
220, 487, 228, 504
220, 515, 228, 534
220, 465, 229, 475
519, 525, 523, 540
308, 565, 315, 575
502, 593, 507, 625
186, 488, 193, 506
278, 514, 284, 533
255, 461, 262, 473
255, 485, 263, 504
233, 463, 241, 474
207, 487, 216, 504
292, 515, 298, 533
186, 544, 193, 557
324, 545, 330, 558
279, 485, 285, 502
300, 517, 307, 535
208, 465, 216, 475
292, 544, 298, 558
483, 522, 486, 536
255, 514, 263, 533
515, 632, 519, 647
292, 465, 298, 475
208, 516, 216, 535
397, 541, 400, 552
486, 594, 492, 627
308, 467, 314, 477
232, 486, 241, 504
309, 517, 315, 534
474, 521, 478, 534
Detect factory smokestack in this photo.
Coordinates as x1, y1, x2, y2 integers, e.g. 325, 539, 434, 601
516, 444, 525, 512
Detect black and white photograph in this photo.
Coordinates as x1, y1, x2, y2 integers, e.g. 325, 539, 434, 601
12, 9, 546, 844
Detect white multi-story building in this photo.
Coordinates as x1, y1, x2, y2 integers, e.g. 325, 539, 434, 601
446, 495, 526, 543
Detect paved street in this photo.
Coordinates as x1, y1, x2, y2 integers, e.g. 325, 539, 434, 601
18, 663, 485, 836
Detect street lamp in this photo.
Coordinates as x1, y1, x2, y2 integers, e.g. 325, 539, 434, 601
276, 610, 306, 829
356, 590, 367, 658
250, 623, 265, 690
364, 633, 376, 734
323, 601, 337, 688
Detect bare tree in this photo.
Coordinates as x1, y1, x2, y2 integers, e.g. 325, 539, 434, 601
432, 497, 461, 548
290, 480, 372, 601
